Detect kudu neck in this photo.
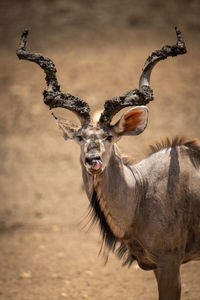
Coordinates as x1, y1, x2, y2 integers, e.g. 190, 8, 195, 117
81, 144, 141, 237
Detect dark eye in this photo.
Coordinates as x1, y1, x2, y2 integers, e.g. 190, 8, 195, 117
106, 135, 113, 141
76, 135, 83, 142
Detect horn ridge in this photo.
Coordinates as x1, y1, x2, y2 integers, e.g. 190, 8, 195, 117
16, 29, 91, 125
99, 27, 186, 125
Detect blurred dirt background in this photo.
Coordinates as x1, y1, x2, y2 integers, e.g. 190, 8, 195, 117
0, 0, 200, 299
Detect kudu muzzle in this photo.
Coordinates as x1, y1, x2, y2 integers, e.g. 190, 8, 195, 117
84, 138, 104, 175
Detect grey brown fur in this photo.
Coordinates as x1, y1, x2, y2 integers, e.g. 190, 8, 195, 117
16, 29, 200, 300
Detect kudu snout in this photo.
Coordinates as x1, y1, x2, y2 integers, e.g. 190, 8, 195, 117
85, 154, 103, 174
85, 155, 101, 165
84, 139, 104, 174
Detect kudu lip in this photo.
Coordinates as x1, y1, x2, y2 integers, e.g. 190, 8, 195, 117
85, 156, 103, 175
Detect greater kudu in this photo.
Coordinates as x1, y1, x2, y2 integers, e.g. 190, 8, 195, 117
17, 28, 200, 300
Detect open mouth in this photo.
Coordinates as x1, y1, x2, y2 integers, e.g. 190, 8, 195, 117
85, 157, 103, 174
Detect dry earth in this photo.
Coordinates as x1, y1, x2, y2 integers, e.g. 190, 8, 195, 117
0, 0, 200, 299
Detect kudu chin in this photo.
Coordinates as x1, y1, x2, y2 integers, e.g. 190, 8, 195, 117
17, 28, 200, 300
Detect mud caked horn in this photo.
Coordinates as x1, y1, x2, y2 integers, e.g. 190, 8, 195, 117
17, 28, 186, 126
99, 27, 187, 125
16, 29, 91, 125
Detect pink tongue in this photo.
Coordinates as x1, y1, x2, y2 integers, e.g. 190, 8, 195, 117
92, 160, 101, 170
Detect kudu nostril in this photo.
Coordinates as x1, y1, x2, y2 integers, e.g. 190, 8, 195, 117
85, 156, 101, 166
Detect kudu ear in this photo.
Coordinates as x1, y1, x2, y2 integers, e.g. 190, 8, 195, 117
113, 106, 148, 136
52, 113, 80, 140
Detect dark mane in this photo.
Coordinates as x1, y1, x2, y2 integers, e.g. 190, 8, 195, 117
184, 139, 200, 169
89, 189, 136, 266
148, 136, 200, 169
148, 136, 191, 154
123, 136, 200, 169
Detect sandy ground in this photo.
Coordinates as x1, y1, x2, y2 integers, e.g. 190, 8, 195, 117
0, 0, 200, 299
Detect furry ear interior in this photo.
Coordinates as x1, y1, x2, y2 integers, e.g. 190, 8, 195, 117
52, 113, 80, 140
114, 106, 148, 136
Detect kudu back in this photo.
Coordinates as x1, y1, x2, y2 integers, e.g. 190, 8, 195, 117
17, 28, 200, 300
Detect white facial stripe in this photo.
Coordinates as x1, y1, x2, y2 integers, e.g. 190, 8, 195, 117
83, 137, 105, 155
84, 139, 91, 153
99, 139, 105, 153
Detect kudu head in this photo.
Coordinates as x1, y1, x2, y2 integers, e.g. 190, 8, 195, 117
53, 106, 148, 175
17, 28, 186, 175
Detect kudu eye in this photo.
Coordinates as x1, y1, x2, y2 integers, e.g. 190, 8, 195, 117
106, 135, 113, 141
76, 135, 84, 142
